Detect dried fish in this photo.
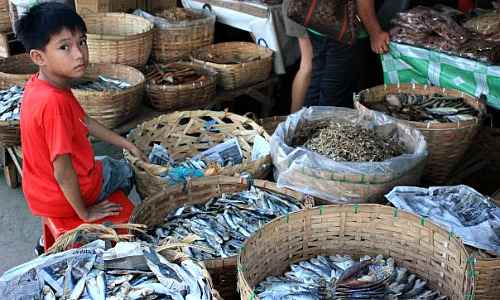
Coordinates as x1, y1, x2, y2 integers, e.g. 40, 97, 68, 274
72, 76, 131, 92
295, 121, 405, 162
256, 255, 447, 300
366, 93, 478, 123
140, 187, 304, 260
145, 63, 208, 86
0, 85, 23, 122
156, 8, 205, 22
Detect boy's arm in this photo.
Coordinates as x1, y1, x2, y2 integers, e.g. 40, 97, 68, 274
85, 116, 147, 161
356, 0, 390, 54
53, 154, 122, 222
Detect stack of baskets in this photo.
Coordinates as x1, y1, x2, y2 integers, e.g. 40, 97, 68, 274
83, 13, 154, 68
124, 110, 272, 199
192, 42, 273, 90
151, 8, 215, 63
130, 176, 311, 300
238, 204, 474, 300
145, 61, 216, 111
72, 63, 145, 129
355, 84, 486, 184
0, 0, 10, 34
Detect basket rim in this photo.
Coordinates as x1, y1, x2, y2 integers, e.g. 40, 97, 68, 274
191, 42, 274, 67
84, 13, 154, 39
0, 53, 37, 76
71, 63, 145, 96
355, 83, 486, 130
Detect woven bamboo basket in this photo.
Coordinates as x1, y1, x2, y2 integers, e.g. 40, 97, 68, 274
152, 8, 215, 63
238, 204, 474, 300
72, 63, 145, 129
145, 61, 216, 111
355, 84, 486, 184
0, 78, 24, 147
257, 115, 287, 135
191, 42, 273, 90
0, 0, 10, 33
83, 13, 154, 68
130, 176, 313, 300
0, 53, 37, 84
125, 110, 272, 199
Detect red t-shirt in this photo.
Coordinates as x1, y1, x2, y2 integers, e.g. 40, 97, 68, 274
20, 75, 103, 218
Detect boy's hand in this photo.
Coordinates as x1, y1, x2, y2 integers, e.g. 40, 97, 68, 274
83, 200, 122, 222
128, 144, 148, 162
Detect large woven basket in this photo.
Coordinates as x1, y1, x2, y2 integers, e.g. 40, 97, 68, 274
0, 0, 10, 33
83, 13, 154, 68
0, 53, 37, 85
355, 84, 486, 184
152, 8, 215, 63
125, 110, 272, 199
191, 42, 273, 90
72, 63, 145, 129
145, 61, 216, 111
130, 176, 312, 300
238, 204, 474, 300
0, 78, 23, 147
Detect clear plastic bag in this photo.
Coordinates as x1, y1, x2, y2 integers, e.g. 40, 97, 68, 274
133, 8, 215, 30
271, 106, 428, 203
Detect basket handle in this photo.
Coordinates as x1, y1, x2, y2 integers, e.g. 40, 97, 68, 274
257, 38, 269, 48
202, 3, 213, 12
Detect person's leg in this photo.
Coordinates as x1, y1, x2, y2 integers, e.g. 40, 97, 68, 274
96, 156, 134, 203
290, 37, 313, 113
303, 34, 328, 107
318, 39, 356, 108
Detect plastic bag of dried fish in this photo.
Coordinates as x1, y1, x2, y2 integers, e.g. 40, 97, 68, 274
0, 85, 23, 122
0, 240, 218, 300
72, 76, 131, 92
271, 107, 427, 203
255, 254, 447, 300
139, 186, 304, 260
386, 185, 500, 255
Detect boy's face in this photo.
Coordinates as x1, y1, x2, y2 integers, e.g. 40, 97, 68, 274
30, 28, 89, 81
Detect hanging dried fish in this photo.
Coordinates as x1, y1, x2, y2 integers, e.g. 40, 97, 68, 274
0, 86, 23, 122
72, 76, 131, 92
145, 63, 208, 86
295, 121, 405, 162
366, 93, 478, 123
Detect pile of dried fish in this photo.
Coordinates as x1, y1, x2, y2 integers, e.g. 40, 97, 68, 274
0, 86, 22, 121
366, 93, 478, 123
140, 187, 304, 260
297, 121, 405, 162
156, 8, 204, 22
256, 255, 447, 300
145, 64, 208, 86
199, 52, 261, 65
0, 240, 216, 300
73, 76, 131, 92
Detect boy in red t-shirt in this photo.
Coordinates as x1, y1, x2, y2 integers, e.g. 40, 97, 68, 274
16, 3, 146, 249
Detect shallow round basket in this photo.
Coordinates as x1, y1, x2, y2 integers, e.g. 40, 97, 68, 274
124, 110, 272, 199
0, 0, 11, 32
146, 62, 216, 111
83, 13, 154, 68
191, 42, 273, 90
130, 176, 312, 300
238, 204, 474, 300
355, 84, 486, 185
72, 63, 145, 129
0, 54, 37, 84
153, 8, 215, 63
0, 79, 23, 147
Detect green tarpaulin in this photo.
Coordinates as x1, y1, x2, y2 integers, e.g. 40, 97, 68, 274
382, 42, 500, 109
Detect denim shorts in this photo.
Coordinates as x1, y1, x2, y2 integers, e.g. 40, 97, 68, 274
96, 156, 134, 203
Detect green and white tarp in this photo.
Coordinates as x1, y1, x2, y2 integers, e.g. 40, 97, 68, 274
382, 42, 500, 109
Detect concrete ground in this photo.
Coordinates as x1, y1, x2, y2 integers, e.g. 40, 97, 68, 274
0, 141, 132, 274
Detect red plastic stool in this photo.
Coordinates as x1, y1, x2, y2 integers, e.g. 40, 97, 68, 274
42, 190, 134, 251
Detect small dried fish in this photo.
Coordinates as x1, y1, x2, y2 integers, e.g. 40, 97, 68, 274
256, 255, 447, 300
72, 76, 131, 92
145, 63, 208, 86
156, 8, 204, 22
0, 85, 23, 121
296, 121, 405, 162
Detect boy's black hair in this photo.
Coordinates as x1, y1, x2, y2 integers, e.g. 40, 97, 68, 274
16, 3, 87, 52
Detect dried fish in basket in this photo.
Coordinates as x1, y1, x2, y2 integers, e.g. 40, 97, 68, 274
145, 62, 209, 86
129, 176, 312, 300
72, 75, 131, 92
0, 84, 23, 147
155, 7, 206, 22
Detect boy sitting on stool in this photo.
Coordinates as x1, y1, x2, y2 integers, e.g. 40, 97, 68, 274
17, 3, 146, 254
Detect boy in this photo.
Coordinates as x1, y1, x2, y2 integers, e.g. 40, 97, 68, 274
17, 3, 146, 250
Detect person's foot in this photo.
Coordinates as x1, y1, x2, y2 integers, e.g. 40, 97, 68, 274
34, 236, 44, 257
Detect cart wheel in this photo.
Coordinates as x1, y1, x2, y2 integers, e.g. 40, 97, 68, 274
4, 159, 19, 189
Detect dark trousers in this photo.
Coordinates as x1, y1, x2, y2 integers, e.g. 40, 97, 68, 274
304, 34, 356, 108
